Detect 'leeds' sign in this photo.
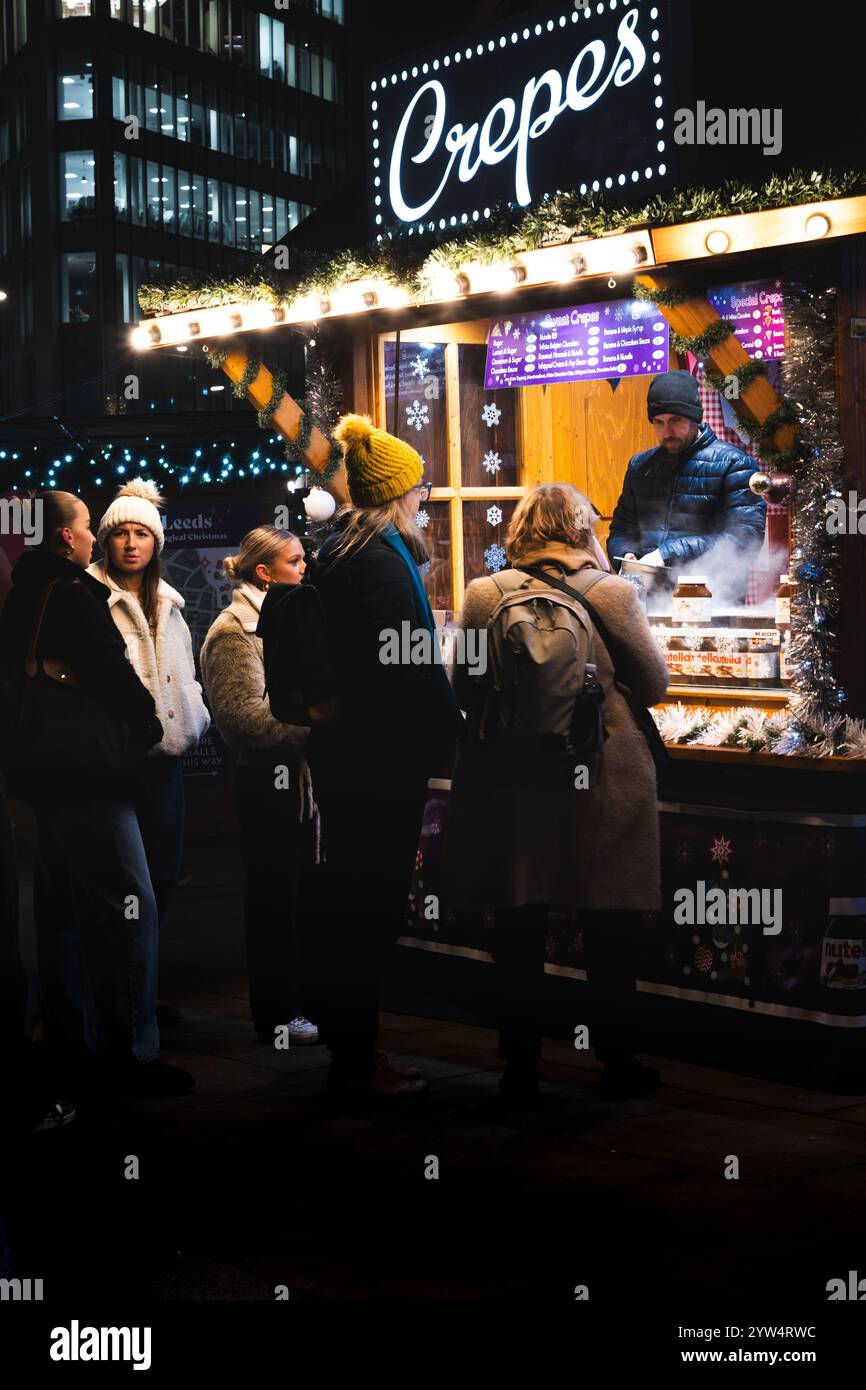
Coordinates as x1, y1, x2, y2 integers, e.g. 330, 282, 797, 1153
366, 0, 674, 239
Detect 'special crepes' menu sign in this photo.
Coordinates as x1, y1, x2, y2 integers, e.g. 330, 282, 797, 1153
484, 298, 669, 389
707, 279, 785, 360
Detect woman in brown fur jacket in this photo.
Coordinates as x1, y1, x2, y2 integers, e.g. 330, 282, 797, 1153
443, 483, 669, 1104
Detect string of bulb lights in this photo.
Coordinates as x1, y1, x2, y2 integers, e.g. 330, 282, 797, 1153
0, 439, 309, 491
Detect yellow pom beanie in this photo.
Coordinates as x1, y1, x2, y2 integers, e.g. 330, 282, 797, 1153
333, 413, 424, 508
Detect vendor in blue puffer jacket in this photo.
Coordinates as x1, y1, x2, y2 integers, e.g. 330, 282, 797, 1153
607, 369, 766, 575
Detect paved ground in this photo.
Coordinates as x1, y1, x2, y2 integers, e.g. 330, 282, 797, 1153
8, 844, 866, 1315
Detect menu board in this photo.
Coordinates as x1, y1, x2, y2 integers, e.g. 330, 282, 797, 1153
707, 279, 785, 360
484, 299, 668, 390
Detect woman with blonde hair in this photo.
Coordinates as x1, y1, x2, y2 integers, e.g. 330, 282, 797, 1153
200, 526, 318, 1046
444, 482, 669, 1104
299, 415, 461, 1100
89, 479, 210, 934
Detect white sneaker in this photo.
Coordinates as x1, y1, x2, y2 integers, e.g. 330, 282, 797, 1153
288, 1016, 320, 1045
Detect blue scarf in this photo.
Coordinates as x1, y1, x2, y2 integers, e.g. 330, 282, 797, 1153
381, 524, 458, 711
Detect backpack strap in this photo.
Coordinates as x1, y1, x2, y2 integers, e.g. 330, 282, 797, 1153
518, 563, 668, 770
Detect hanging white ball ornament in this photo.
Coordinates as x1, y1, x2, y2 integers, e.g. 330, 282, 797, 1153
303, 486, 336, 521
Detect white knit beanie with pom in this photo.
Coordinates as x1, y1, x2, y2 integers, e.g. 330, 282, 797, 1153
98, 478, 166, 552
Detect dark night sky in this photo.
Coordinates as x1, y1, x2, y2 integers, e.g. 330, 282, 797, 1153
295, 1, 864, 248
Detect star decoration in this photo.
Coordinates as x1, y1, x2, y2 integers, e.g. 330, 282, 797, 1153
710, 834, 733, 866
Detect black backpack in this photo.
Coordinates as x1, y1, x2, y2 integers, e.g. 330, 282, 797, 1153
256, 582, 338, 726
471, 564, 608, 792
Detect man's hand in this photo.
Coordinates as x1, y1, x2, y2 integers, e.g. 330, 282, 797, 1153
638, 549, 664, 567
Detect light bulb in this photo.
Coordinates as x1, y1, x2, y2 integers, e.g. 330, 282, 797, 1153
705, 229, 730, 254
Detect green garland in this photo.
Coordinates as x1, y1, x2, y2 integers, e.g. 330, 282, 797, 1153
631, 280, 690, 309
138, 168, 866, 318
205, 344, 344, 484
669, 318, 737, 358
703, 358, 769, 395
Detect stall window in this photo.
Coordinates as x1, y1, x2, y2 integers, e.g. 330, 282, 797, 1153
61, 250, 98, 322
59, 0, 91, 14
380, 323, 523, 608
58, 60, 94, 120
62, 150, 95, 221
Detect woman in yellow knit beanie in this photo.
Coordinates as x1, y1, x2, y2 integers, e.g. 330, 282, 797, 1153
298, 415, 461, 1102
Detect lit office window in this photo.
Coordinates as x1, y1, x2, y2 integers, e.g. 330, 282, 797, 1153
162, 165, 177, 229
234, 186, 248, 250
61, 150, 96, 221
159, 68, 175, 137
221, 181, 235, 246
258, 12, 271, 77
206, 178, 219, 241
176, 82, 190, 141
58, 61, 95, 120
113, 151, 128, 218
130, 156, 146, 225
147, 160, 162, 226
115, 252, 132, 321
275, 197, 287, 241
178, 171, 192, 235
61, 250, 98, 322
261, 195, 274, 244
112, 56, 126, 120
248, 188, 260, 245
59, 0, 92, 16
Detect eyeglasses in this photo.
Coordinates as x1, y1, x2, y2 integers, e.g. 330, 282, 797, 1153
414, 481, 432, 502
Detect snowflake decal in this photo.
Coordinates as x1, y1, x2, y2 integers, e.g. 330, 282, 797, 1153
411, 354, 428, 380
710, 834, 733, 866
481, 401, 502, 428
482, 450, 502, 475
486, 505, 503, 526
484, 543, 507, 572
405, 400, 429, 431
674, 841, 694, 867
416, 508, 429, 529
715, 632, 739, 656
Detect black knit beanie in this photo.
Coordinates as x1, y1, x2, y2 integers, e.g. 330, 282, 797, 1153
646, 370, 703, 424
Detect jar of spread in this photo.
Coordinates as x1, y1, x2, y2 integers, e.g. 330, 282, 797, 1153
779, 630, 791, 685
746, 639, 780, 687
671, 576, 712, 625
775, 573, 795, 628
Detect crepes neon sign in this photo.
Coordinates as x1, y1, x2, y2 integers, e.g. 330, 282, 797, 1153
368, 3, 671, 236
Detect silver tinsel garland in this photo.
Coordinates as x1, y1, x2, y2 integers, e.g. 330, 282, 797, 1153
777, 282, 847, 752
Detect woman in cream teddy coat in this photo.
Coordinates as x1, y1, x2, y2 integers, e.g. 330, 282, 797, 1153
199, 526, 318, 1046
88, 480, 210, 929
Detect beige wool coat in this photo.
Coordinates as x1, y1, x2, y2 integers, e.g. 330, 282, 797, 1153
199, 583, 307, 767
87, 561, 210, 758
443, 544, 669, 912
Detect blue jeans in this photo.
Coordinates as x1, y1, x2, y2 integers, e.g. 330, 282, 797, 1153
133, 757, 185, 929
32, 795, 160, 1065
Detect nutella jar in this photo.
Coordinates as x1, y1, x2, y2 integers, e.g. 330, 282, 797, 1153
779, 631, 791, 686
775, 573, 795, 628
746, 640, 780, 687
672, 576, 712, 625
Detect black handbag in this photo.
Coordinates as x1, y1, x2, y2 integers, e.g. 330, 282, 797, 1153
7, 579, 134, 790
519, 564, 670, 775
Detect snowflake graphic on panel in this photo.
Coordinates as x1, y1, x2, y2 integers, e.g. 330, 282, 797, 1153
411, 354, 428, 380
486, 505, 503, 526
484, 543, 507, 572
710, 834, 733, 866
481, 402, 502, 428
416, 508, 430, 529
405, 400, 429, 431
482, 450, 502, 475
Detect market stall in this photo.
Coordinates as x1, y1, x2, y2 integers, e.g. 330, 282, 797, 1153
130, 1, 866, 1044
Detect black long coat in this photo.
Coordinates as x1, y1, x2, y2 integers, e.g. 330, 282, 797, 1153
0, 549, 163, 754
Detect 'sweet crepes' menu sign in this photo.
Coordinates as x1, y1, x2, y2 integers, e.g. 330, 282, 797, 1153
484, 298, 669, 389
